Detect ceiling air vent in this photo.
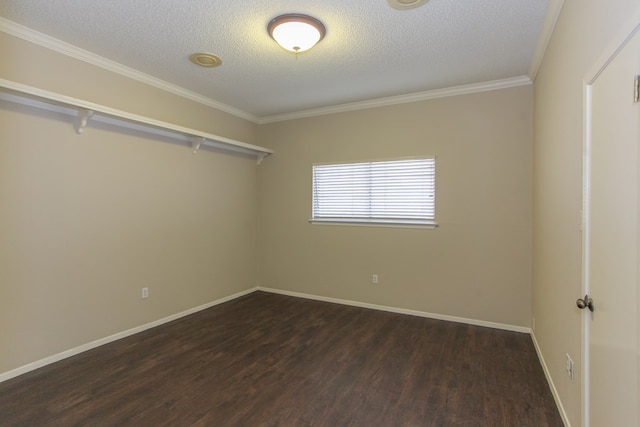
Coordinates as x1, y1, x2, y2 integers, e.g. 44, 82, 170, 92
189, 53, 222, 68
387, 0, 430, 10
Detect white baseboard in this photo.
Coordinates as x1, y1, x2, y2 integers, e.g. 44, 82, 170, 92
259, 287, 571, 423
531, 331, 571, 427
0, 287, 258, 384
258, 286, 531, 333
2, 278, 561, 427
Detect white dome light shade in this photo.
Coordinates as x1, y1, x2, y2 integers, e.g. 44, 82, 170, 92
272, 21, 321, 52
268, 14, 326, 53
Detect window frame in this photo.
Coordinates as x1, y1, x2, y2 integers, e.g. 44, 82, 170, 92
310, 156, 438, 229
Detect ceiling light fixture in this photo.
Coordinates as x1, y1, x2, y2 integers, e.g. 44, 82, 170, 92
267, 13, 326, 53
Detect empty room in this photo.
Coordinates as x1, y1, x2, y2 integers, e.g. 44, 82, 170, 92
1, 1, 638, 426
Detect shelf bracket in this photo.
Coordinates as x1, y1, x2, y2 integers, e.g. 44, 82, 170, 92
191, 136, 205, 155
74, 108, 94, 134
257, 152, 270, 166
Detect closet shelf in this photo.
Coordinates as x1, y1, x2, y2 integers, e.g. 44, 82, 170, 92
0, 78, 273, 164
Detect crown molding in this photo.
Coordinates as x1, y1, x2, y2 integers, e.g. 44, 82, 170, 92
1, 17, 537, 126
0, 17, 260, 123
258, 76, 532, 124
584, 6, 640, 85
528, 0, 565, 81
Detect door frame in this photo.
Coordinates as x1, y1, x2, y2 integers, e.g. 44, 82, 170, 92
581, 12, 640, 427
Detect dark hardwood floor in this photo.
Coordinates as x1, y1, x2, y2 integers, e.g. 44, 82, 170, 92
0, 292, 563, 426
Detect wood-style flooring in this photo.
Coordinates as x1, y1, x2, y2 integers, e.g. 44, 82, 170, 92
0, 291, 563, 426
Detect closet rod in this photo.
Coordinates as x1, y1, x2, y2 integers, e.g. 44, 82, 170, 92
0, 78, 273, 164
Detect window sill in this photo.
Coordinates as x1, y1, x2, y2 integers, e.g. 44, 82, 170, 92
309, 218, 438, 229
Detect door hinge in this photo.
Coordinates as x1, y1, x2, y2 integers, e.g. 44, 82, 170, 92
635, 75, 640, 103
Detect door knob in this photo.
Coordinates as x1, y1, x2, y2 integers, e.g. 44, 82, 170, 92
576, 294, 594, 312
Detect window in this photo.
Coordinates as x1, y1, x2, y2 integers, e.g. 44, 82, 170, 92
311, 157, 436, 227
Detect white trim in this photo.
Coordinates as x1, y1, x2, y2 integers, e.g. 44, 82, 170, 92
0, 287, 258, 384
0, 17, 535, 125
309, 218, 438, 229
258, 286, 530, 333
531, 331, 572, 427
584, 13, 640, 84
257, 76, 532, 124
582, 82, 593, 427
528, 0, 565, 81
0, 17, 259, 124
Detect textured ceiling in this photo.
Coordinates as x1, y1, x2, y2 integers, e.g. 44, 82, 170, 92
0, 0, 550, 120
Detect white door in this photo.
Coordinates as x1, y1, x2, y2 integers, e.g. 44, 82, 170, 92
584, 25, 640, 427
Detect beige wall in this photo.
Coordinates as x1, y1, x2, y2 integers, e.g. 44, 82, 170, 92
0, 32, 257, 143
10, 8, 633, 422
258, 85, 533, 328
532, 0, 639, 424
0, 34, 260, 374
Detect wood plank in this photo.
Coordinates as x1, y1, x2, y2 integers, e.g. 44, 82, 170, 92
0, 292, 563, 426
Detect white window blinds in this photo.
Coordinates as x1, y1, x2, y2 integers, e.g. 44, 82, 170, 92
312, 158, 436, 226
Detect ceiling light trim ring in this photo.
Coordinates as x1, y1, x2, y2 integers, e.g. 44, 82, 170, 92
387, 0, 430, 10
267, 13, 326, 53
189, 53, 222, 68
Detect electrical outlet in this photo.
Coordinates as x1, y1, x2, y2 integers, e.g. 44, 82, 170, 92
142, 287, 149, 299
566, 353, 574, 382
372, 274, 379, 284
